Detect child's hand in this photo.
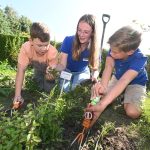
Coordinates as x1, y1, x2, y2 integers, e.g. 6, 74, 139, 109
13, 96, 24, 109
45, 66, 59, 81
84, 103, 104, 127
13, 96, 24, 103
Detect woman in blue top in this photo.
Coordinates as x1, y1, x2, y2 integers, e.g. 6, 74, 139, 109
55, 14, 100, 92
85, 26, 148, 127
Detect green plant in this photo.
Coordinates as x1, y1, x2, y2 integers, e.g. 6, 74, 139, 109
0, 61, 16, 99
0, 56, 150, 149
0, 34, 28, 65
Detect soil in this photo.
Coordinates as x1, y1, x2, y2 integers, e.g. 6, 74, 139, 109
0, 88, 141, 150
64, 102, 138, 150
64, 81, 139, 150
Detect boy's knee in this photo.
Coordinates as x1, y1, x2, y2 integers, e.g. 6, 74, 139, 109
126, 111, 141, 119
124, 104, 141, 119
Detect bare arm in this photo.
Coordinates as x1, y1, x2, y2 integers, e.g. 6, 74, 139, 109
86, 69, 139, 127
91, 56, 114, 97
101, 69, 138, 106
14, 63, 26, 101
55, 52, 68, 71
101, 56, 115, 88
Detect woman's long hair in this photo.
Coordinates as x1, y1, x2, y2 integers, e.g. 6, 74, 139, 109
72, 14, 99, 70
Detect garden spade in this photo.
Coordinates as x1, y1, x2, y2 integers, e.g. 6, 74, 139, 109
79, 14, 110, 86
100, 14, 110, 51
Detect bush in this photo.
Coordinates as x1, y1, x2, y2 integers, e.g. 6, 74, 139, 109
0, 34, 62, 66
0, 34, 28, 66
0, 88, 65, 149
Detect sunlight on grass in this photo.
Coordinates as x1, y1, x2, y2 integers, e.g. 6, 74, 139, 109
143, 92, 150, 122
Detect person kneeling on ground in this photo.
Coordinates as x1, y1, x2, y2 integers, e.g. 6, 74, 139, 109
85, 26, 148, 127
52, 14, 100, 93
13, 22, 58, 103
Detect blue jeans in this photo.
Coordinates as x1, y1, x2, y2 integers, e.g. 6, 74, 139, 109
59, 67, 90, 92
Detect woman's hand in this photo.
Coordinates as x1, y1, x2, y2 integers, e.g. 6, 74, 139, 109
91, 82, 106, 99
91, 70, 99, 83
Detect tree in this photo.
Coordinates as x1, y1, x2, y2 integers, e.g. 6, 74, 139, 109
0, 7, 12, 34
132, 20, 150, 32
0, 6, 32, 35
19, 16, 32, 34
4, 6, 20, 34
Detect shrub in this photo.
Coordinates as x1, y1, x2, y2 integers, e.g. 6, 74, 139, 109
0, 34, 28, 66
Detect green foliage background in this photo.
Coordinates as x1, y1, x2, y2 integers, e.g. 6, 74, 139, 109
0, 6, 32, 35
0, 34, 28, 65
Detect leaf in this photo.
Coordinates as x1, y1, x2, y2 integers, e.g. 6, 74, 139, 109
33, 135, 41, 143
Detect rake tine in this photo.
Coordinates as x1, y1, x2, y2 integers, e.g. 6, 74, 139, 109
78, 134, 84, 150
70, 133, 81, 148
80, 129, 91, 150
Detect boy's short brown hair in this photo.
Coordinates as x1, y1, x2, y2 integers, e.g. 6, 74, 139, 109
30, 22, 50, 42
108, 26, 142, 52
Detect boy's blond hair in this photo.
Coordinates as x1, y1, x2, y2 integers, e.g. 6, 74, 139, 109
108, 26, 142, 52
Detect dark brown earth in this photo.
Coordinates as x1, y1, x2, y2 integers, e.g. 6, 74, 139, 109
64, 101, 138, 150
0, 87, 141, 150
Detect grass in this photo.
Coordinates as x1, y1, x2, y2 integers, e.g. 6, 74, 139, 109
143, 92, 150, 122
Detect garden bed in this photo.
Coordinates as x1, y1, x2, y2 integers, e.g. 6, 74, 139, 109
0, 63, 150, 149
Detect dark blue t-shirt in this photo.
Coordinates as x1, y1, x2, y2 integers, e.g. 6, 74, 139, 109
60, 36, 90, 72
108, 49, 148, 86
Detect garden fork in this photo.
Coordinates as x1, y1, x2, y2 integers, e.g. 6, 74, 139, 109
70, 97, 101, 150
70, 111, 93, 150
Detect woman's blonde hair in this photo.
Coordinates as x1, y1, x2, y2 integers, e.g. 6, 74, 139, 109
72, 14, 99, 70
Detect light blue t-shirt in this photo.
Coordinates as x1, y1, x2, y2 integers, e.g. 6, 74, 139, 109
60, 35, 90, 72
108, 48, 148, 86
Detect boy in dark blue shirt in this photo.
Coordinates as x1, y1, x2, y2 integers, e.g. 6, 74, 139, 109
86, 26, 148, 127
